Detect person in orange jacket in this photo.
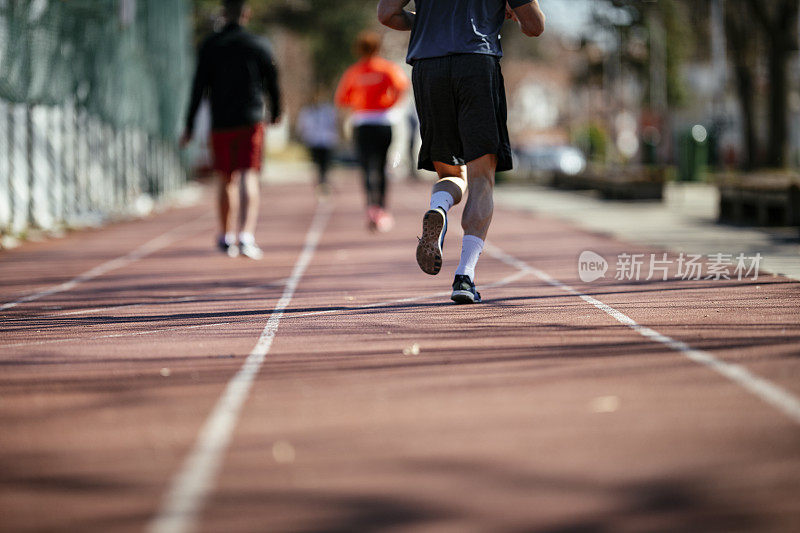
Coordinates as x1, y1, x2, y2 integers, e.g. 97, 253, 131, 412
335, 31, 409, 232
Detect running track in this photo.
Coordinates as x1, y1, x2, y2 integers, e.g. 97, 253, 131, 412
1, 172, 799, 532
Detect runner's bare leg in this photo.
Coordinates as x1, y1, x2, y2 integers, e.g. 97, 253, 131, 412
461, 154, 497, 240
219, 172, 240, 236
239, 169, 260, 236
431, 161, 467, 204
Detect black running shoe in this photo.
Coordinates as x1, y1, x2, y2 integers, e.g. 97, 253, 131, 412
216, 236, 239, 258
451, 274, 481, 304
416, 207, 447, 275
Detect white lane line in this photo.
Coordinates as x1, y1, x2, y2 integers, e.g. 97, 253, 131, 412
0, 214, 209, 312
147, 202, 332, 533
484, 243, 800, 425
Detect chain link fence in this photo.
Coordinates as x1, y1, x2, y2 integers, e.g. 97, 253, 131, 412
0, 0, 192, 238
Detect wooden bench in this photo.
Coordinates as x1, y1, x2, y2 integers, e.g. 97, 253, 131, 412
716, 173, 800, 227
553, 165, 666, 200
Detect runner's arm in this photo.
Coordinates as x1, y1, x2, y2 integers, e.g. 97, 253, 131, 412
510, 0, 546, 37
182, 42, 210, 142
261, 48, 282, 124
377, 0, 414, 31
334, 68, 353, 109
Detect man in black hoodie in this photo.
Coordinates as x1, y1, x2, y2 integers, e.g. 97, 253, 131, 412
182, 0, 282, 259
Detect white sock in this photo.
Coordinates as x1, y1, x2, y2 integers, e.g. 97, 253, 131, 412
429, 191, 454, 213
238, 232, 255, 246
455, 235, 484, 281
224, 232, 236, 246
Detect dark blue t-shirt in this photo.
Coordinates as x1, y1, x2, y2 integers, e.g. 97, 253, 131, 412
406, 0, 532, 63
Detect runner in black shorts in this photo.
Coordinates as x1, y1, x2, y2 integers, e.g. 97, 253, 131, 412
378, 0, 545, 303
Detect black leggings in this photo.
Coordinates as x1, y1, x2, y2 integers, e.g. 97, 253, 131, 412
309, 146, 332, 185
355, 124, 392, 208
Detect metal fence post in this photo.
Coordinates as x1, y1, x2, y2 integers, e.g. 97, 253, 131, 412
0, 100, 10, 234
46, 105, 61, 229
60, 102, 72, 224
26, 103, 35, 229
76, 107, 88, 220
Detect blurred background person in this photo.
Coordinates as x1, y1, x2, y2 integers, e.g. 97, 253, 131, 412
297, 89, 339, 199
181, 0, 282, 259
335, 30, 409, 233
406, 101, 421, 182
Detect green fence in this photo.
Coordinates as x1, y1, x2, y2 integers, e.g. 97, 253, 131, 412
0, 0, 192, 236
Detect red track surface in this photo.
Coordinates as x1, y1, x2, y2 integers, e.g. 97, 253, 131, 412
1, 172, 799, 532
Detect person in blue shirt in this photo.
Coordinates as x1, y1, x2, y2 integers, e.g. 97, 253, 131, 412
297, 89, 339, 198
378, 0, 545, 303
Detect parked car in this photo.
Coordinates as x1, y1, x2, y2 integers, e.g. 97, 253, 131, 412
514, 145, 587, 178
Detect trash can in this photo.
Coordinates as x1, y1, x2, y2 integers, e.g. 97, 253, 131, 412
677, 125, 709, 181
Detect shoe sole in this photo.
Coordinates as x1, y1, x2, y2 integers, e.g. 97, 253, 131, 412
451, 289, 480, 304
416, 210, 445, 275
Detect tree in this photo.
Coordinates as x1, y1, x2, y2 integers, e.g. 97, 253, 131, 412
723, 1, 759, 170
745, 0, 799, 168
575, 0, 693, 164
724, 0, 799, 169
269, 1, 374, 87
587, 0, 694, 109
190, 0, 375, 87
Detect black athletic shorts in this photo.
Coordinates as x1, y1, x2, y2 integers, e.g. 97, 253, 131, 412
411, 54, 513, 172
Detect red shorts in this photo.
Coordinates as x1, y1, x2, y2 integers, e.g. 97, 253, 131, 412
210, 123, 264, 177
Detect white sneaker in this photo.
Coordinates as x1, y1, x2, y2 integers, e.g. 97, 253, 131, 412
239, 242, 263, 260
